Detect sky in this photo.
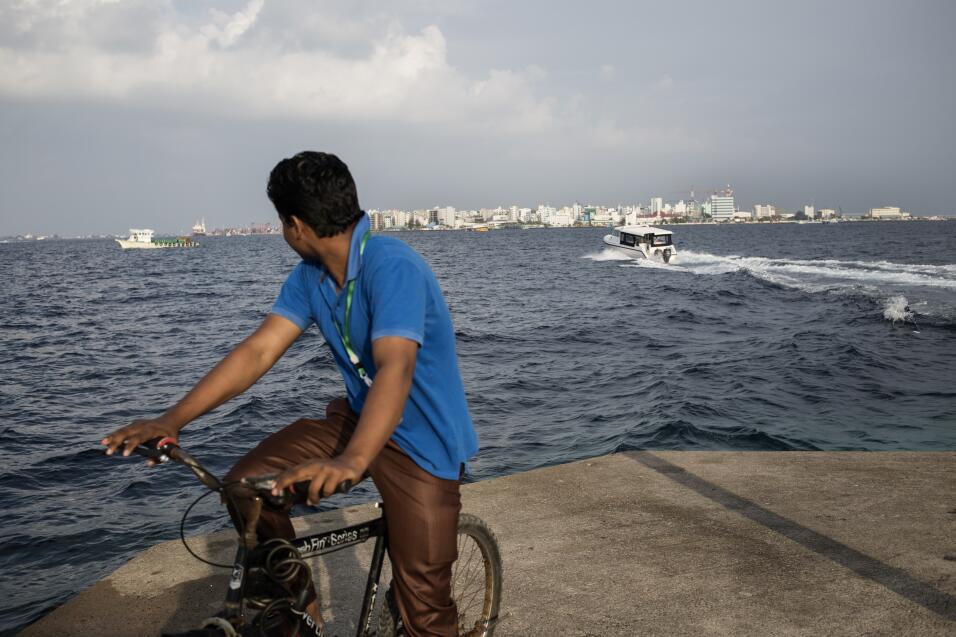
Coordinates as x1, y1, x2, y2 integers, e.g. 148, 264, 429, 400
1, 0, 954, 235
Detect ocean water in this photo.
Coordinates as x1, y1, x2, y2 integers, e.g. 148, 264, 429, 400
2, 221, 955, 633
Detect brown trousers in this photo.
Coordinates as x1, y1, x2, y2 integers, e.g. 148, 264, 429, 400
224, 398, 461, 637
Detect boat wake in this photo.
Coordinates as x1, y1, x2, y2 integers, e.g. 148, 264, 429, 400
617, 250, 956, 327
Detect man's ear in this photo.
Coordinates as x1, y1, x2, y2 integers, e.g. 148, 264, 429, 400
288, 215, 307, 238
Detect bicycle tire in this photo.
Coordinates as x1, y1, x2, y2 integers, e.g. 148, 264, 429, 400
378, 513, 502, 637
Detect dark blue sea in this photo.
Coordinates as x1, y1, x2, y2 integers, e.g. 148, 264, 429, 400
2, 221, 955, 634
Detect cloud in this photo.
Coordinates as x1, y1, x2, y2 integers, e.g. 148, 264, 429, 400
0, 0, 556, 132
201, 0, 264, 48
654, 75, 675, 92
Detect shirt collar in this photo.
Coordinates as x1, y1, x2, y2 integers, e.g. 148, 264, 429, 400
345, 213, 371, 283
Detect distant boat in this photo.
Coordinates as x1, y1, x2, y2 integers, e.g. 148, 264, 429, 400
116, 229, 199, 250
603, 225, 677, 263
192, 218, 207, 236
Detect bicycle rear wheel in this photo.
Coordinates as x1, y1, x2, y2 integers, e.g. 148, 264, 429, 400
378, 513, 502, 637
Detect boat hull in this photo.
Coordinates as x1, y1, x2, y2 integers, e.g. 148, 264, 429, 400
116, 239, 161, 249
602, 235, 677, 262
116, 239, 198, 249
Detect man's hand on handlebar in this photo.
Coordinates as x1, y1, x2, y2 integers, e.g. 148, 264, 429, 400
101, 418, 179, 465
272, 455, 365, 505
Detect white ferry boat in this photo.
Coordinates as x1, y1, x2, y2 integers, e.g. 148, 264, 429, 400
116, 229, 199, 250
192, 218, 207, 236
602, 225, 677, 263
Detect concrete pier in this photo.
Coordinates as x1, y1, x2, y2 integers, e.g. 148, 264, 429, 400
21, 451, 956, 636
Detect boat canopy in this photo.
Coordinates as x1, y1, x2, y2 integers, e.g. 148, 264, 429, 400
613, 225, 672, 235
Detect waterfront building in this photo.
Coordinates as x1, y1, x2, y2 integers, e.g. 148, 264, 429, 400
701, 201, 713, 218
869, 206, 910, 220
536, 205, 556, 225
754, 204, 776, 219
552, 208, 575, 226
710, 190, 735, 221
395, 210, 412, 228
593, 207, 615, 225
436, 206, 456, 227
804, 205, 815, 220
819, 208, 836, 219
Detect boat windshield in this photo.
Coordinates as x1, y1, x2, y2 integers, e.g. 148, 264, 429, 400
651, 234, 672, 246
619, 232, 636, 247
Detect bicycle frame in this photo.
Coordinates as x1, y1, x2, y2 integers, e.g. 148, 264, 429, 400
125, 440, 392, 637
223, 499, 390, 637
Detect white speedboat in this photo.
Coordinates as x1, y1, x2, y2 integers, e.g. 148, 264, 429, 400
116, 229, 198, 249
602, 226, 676, 263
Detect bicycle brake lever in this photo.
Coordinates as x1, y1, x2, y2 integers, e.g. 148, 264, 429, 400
118, 437, 178, 463
125, 443, 168, 462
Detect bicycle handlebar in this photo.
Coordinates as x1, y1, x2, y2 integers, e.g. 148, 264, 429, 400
121, 437, 354, 503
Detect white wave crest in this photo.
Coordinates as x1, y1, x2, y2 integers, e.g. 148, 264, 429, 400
883, 295, 914, 323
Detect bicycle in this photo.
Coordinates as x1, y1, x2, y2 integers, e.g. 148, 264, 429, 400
120, 438, 503, 637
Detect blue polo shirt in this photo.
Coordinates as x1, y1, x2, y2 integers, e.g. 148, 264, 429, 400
270, 214, 478, 479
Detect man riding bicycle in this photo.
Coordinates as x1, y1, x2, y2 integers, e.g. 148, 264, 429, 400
102, 151, 479, 637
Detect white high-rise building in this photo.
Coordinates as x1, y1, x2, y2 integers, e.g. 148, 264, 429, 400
395, 210, 412, 228
436, 206, 456, 227
537, 205, 556, 225
804, 205, 815, 220
754, 204, 776, 219
710, 191, 735, 221
650, 197, 664, 215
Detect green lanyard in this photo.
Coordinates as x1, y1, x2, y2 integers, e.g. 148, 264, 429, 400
332, 232, 373, 388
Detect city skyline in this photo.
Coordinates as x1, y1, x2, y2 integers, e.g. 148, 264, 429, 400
2, 188, 937, 238
4, 193, 929, 239
2, 1, 955, 236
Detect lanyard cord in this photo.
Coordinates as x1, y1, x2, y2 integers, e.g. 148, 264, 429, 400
332, 232, 372, 387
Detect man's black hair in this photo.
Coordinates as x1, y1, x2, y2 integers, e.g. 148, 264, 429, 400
267, 151, 363, 237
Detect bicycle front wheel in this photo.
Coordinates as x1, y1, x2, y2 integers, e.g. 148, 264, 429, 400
378, 513, 502, 637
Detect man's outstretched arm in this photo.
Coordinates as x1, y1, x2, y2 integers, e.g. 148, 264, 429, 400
102, 314, 304, 458
272, 335, 418, 503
